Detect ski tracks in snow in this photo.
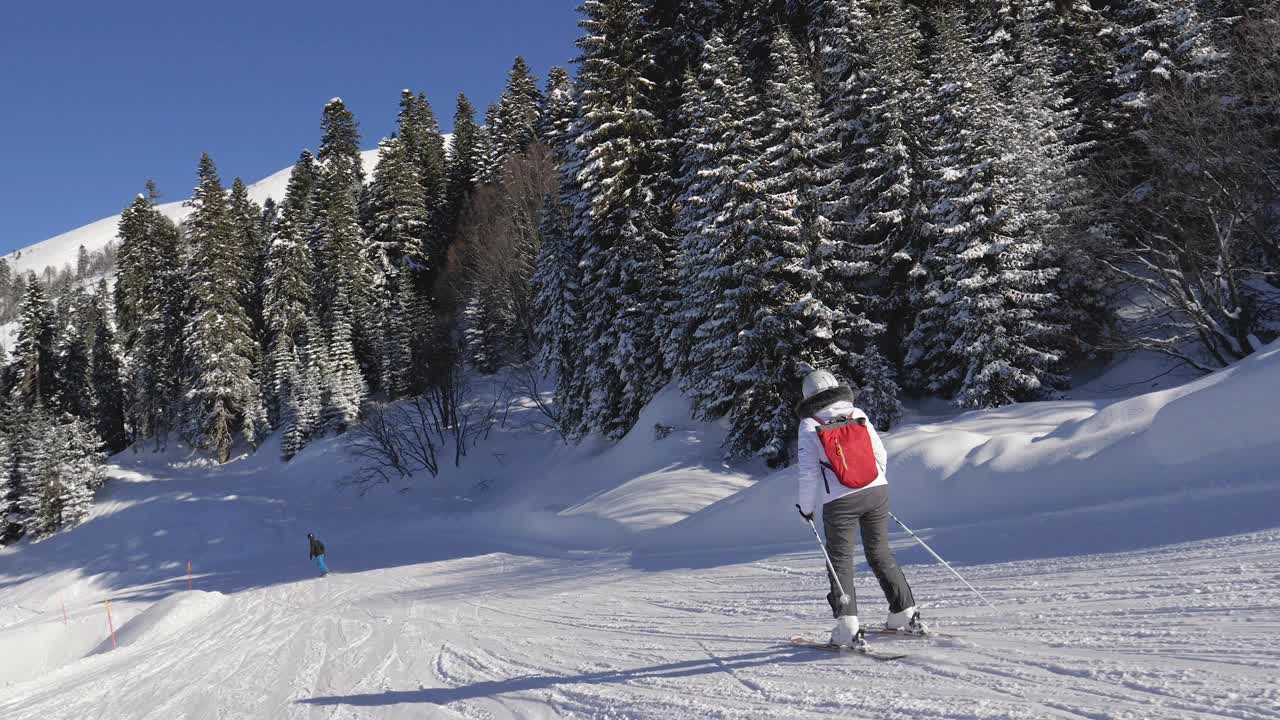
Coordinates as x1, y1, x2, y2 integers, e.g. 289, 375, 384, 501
3, 532, 1280, 718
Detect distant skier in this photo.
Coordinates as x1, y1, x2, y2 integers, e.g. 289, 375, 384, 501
795, 370, 924, 649
307, 532, 331, 577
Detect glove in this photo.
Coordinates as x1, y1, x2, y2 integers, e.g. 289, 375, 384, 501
796, 504, 815, 522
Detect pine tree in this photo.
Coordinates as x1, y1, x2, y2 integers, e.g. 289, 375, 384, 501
540, 66, 574, 150
76, 244, 91, 280
482, 56, 545, 181
366, 135, 430, 272
540, 74, 590, 434
17, 409, 104, 539
564, 0, 673, 440
10, 275, 58, 410
823, 1, 929, 380
312, 99, 381, 395
668, 32, 761, 420
14, 404, 56, 539
54, 332, 92, 420
365, 134, 431, 396
114, 183, 187, 444
396, 90, 448, 277
0, 429, 19, 543
263, 152, 319, 427
91, 314, 128, 453
55, 415, 105, 528
530, 192, 578, 376
229, 178, 269, 391
320, 287, 365, 432
722, 32, 870, 464
907, 8, 1068, 408
462, 294, 504, 374
277, 341, 307, 461
1109, 0, 1220, 126
443, 94, 482, 252
183, 153, 267, 462
381, 272, 414, 398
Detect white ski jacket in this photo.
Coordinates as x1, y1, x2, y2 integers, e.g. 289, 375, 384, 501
796, 400, 888, 516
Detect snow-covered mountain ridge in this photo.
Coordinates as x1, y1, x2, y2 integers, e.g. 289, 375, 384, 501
4, 149, 382, 277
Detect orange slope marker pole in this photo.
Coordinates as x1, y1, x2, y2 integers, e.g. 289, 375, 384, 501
187, 560, 193, 591
61, 596, 68, 626
105, 599, 117, 649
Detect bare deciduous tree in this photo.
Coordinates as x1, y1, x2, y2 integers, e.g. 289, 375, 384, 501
1099, 7, 1280, 371
453, 144, 558, 372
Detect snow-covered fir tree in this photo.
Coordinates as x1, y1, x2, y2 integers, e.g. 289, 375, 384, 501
476, 102, 503, 185
395, 90, 448, 278
0, 429, 19, 543
91, 313, 128, 454
668, 32, 761, 420
530, 192, 577, 377
907, 7, 1068, 408
114, 183, 187, 444
721, 32, 854, 465
15, 407, 104, 540
480, 56, 544, 182
820, 0, 928, 382
54, 331, 92, 420
443, 94, 482, 249
228, 178, 270, 406
366, 136, 430, 273
365, 134, 431, 396
183, 153, 268, 462
540, 66, 574, 151
10, 275, 58, 411
320, 287, 365, 433
562, 0, 673, 440
263, 151, 319, 428
538, 72, 590, 432
312, 99, 382, 395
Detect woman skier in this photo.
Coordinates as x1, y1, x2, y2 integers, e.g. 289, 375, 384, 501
795, 370, 924, 649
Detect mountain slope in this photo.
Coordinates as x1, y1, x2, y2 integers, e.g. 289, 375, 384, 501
4, 149, 381, 277
1, 340, 1278, 717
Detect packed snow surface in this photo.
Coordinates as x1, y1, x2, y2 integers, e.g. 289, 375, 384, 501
2, 343, 1278, 718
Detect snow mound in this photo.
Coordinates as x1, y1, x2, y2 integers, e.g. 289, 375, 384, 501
645, 340, 1280, 556
0, 608, 103, 686
557, 384, 757, 531
94, 590, 227, 654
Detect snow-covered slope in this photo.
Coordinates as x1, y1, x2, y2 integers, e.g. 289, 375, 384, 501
649, 339, 1280, 561
1, 344, 1277, 717
4, 149, 381, 277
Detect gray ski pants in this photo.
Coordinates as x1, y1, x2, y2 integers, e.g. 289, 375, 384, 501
821, 485, 915, 618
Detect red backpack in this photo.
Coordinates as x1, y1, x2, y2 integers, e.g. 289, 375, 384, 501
813, 416, 880, 490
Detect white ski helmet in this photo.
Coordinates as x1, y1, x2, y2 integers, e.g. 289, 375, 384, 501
801, 370, 839, 401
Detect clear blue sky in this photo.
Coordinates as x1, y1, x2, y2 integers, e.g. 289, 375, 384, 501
0, 0, 581, 253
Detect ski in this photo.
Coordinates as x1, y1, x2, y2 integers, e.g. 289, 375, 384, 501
788, 636, 907, 661
863, 627, 952, 639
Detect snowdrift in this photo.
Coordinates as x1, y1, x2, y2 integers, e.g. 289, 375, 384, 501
642, 340, 1280, 561
90, 590, 226, 655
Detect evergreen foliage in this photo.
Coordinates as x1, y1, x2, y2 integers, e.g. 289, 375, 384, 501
3, 0, 1261, 533
183, 153, 267, 463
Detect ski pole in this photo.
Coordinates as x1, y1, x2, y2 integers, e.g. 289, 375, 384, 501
889, 512, 996, 609
805, 518, 851, 609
